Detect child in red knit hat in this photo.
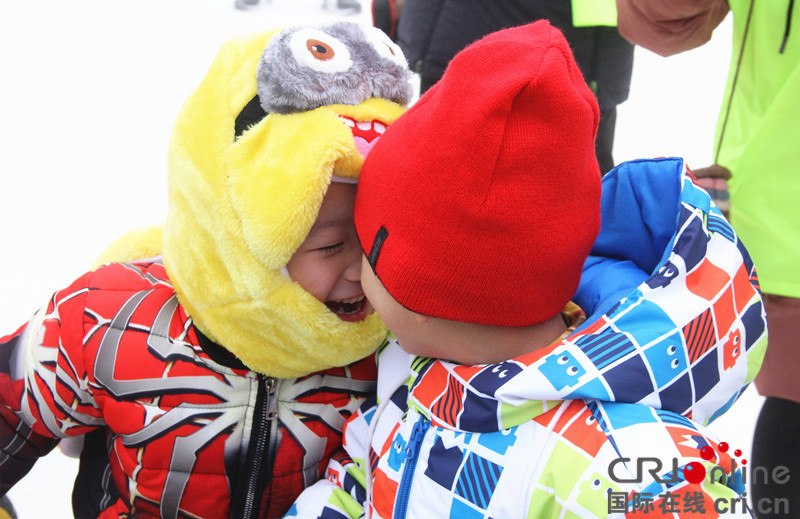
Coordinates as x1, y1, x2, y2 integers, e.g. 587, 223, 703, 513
286, 20, 764, 518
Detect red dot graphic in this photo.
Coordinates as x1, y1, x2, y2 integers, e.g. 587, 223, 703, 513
742, 459, 748, 465
734, 449, 742, 457
700, 446, 715, 460
684, 462, 707, 484
719, 442, 729, 452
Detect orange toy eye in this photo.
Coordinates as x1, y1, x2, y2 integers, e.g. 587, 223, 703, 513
364, 25, 407, 68
288, 28, 353, 73
307, 39, 335, 61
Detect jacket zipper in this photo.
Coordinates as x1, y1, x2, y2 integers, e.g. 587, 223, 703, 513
781, 0, 795, 53
715, 0, 755, 161
235, 375, 279, 519
393, 416, 430, 519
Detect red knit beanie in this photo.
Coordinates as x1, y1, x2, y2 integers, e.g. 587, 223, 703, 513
354, 21, 601, 326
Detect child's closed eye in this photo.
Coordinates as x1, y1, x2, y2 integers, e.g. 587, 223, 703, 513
316, 242, 344, 254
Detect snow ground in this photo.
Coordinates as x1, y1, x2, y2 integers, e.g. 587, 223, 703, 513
0, 1, 759, 517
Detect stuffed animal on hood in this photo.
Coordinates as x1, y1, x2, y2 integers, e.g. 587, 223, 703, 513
99, 22, 413, 378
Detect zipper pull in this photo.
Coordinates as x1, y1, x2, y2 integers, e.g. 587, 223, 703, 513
265, 376, 278, 420
405, 417, 429, 459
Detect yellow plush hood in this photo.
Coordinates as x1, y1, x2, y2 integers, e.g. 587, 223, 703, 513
163, 24, 410, 378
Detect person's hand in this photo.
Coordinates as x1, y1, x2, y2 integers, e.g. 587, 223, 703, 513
692, 163, 731, 180
691, 163, 731, 218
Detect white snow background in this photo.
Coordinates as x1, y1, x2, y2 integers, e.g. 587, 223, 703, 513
0, 1, 761, 516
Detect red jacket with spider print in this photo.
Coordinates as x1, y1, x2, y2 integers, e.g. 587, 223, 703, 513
0, 260, 377, 519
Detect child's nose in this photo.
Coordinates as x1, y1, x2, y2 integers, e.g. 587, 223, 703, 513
343, 246, 362, 282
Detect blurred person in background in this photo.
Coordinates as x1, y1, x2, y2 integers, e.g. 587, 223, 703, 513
617, 1, 800, 516
373, 0, 634, 174
235, 0, 362, 15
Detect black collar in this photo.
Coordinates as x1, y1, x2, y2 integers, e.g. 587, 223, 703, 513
195, 326, 250, 371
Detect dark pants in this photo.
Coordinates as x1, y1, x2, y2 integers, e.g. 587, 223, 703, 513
751, 397, 800, 517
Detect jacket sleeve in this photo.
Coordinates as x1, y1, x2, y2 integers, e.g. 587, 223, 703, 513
284, 397, 377, 518
595, 411, 753, 518
1, 272, 104, 492
284, 451, 367, 519
615, 0, 730, 56
619, 465, 752, 517
0, 376, 59, 493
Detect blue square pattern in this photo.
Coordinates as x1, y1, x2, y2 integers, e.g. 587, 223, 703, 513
454, 452, 503, 510
449, 498, 487, 519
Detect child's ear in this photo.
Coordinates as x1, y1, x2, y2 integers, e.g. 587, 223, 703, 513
414, 313, 431, 324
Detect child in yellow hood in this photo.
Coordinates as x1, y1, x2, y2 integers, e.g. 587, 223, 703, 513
0, 21, 411, 518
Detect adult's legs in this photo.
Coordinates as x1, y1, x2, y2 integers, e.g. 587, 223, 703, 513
751, 294, 800, 517
751, 397, 800, 517
596, 105, 617, 175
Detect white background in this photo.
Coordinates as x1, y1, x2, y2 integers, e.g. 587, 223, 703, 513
0, 1, 759, 517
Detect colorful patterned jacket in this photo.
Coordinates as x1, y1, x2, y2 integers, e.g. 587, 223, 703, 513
0, 261, 377, 518
285, 157, 767, 518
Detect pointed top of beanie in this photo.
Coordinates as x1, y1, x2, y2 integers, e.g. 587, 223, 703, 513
355, 21, 602, 326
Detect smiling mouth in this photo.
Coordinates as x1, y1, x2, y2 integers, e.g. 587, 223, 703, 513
338, 116, 387, 158
326, 296, 369, 322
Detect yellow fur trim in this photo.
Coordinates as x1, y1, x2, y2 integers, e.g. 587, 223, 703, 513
92, 224, 163, 268
163, 30, 405, 377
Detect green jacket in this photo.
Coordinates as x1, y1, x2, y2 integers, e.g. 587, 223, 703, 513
616, 0, 800, 297
718, 0, 799, 298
